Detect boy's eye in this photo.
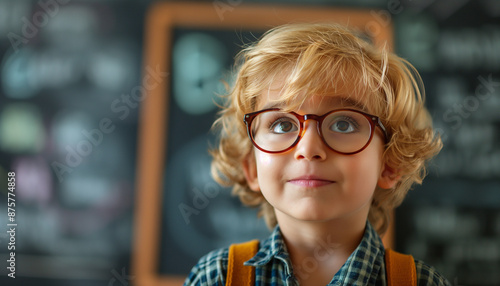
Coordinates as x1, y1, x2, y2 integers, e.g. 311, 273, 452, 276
270, 118, 298, 134
330, 117, 358, 133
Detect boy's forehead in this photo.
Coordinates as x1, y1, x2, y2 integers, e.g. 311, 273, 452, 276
261, 94, 366, 110
259, 82, 369, 112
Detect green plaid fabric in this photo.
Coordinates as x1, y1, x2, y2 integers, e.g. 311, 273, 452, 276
184, 221, 451, 286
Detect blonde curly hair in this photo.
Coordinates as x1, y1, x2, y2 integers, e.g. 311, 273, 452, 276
210, 23, 442, 235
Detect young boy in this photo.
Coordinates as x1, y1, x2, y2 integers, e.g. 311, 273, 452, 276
184, 23, 450, 285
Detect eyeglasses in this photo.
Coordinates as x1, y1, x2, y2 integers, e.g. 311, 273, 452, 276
244, 108, 388, 155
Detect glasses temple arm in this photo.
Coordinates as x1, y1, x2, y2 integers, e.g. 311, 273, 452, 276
375, 117, 389, 143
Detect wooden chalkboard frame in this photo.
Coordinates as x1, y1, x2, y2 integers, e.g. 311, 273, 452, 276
132, 2, 394, 285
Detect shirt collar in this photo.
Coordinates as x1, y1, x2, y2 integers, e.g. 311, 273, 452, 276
332, 221, 384, 285
245, 224, 288, 266
244, 221, 385, 285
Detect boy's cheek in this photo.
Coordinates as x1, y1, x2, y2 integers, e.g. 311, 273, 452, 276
256, 151, 274, 167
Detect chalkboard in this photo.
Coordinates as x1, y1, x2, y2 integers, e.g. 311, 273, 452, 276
158, 27, 270, 274
0, 1, 146, 285
394, 1, 500, 285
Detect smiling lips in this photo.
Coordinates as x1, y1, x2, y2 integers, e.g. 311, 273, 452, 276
288, 176, 335, 187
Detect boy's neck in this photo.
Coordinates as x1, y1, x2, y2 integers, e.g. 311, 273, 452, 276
275, 212, 368, 284
278, 216, 366, 254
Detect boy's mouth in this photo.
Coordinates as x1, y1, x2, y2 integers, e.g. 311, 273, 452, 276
287, 175, 335, 187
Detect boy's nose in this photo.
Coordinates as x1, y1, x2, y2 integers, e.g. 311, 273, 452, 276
294, 120, 327, 161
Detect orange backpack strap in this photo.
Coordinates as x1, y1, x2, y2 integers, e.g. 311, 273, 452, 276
385, 248, 417, 286
226, 239, 259, 286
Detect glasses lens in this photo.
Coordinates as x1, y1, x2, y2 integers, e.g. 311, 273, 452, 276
321, 110, 372, 153
249, 109, 374, 154
251, 111, 300, 152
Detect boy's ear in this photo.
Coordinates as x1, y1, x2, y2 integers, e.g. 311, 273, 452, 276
242, 153, 260, 192
377, 164, 401, 189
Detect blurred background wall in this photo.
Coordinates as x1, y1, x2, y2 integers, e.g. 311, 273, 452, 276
0, 0, 498, 285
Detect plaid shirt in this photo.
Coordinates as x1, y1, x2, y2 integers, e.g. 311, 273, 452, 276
184, 221, 451, 285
